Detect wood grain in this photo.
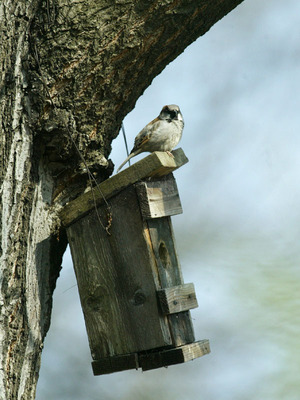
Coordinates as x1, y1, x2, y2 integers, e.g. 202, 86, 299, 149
136, 173, 183, 220
157, 283, 198, 315
67, 185, 172, 360
60, 148, 188, 227
92, 340, 211, 375
139, 340, 211, 371
146, 217, 195, 346
63, 154, 208, 373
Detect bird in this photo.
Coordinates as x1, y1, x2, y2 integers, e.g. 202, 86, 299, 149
116, 104, 184, 173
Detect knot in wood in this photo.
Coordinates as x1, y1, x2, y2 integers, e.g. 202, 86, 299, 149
132, 289, 146, 306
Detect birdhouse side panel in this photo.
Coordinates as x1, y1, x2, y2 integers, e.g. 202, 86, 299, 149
146, 216, 195, 346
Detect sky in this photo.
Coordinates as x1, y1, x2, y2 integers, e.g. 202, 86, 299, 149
37, 1, 300, 399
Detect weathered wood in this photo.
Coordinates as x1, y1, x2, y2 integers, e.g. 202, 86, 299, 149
60, 148, 188, 227
92, 353, 138, 375
157, 283, 198, 315
63, 150, 211, 374
146, 217, 195, 346
67, 185, 172, 360
136, 173, 182, 220
92, 339, 211, 375
139, 340, 211, 371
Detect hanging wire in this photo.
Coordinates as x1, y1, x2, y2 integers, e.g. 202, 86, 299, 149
121, 122, 131, 166
33, 43, 112, 235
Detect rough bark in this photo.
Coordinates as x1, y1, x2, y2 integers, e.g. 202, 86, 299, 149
0, 0, 243, 398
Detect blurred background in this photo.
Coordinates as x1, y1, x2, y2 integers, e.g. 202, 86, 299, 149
37, 0, 300, 399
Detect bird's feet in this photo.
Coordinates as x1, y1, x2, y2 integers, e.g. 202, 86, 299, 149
166, 151, 174, 158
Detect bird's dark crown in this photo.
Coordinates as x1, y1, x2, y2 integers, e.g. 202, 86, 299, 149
160, 104, 180, 120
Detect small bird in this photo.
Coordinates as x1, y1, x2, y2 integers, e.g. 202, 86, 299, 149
116, 104, 184, 173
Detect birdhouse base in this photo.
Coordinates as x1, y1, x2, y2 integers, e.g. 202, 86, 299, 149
92, 340, 210, 375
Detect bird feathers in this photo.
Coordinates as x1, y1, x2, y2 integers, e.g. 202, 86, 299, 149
116, 105, 183, 173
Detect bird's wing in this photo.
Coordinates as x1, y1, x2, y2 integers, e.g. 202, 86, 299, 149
117, 117, 160, 173
132, 128, 151, 152
131, 117, 159, 152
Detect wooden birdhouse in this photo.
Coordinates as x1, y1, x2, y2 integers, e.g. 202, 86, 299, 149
60, 148, 210, 375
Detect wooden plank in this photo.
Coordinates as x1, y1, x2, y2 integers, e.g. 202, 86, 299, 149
146, 217, 195, 346
157, 283, 198, 315
92, 353, 138, 375
60, 148, 188, 227
135, 173, 182, 220
67, 185, 172, 361
147, 217, 183, 286
139, 340, 211, 371
92, 339, 211, 374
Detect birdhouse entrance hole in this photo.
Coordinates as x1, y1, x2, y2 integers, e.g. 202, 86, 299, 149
159, 241, 171, 269
60, 149, 210, 375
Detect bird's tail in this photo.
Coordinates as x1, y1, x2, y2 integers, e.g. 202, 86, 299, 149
116, 150, 140, 173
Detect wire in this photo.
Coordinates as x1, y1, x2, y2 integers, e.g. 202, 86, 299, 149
121, 122, 131, 166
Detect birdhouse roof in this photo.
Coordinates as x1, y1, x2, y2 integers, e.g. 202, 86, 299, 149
60, 148, 188, 227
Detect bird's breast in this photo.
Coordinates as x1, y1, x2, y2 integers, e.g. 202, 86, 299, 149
143, 119, 183, 152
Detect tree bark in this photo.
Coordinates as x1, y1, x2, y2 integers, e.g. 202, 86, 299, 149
0, 0, 243, 398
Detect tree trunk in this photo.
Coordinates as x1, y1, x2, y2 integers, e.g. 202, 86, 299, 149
0, 0, 243, 398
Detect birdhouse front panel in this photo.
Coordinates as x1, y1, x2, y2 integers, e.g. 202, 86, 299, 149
67, 184, 174, 360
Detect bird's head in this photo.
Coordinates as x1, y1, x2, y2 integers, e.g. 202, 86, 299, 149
159, 104, 183, 122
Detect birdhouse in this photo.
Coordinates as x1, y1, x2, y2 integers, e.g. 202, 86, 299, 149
60, 148, 210, 375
